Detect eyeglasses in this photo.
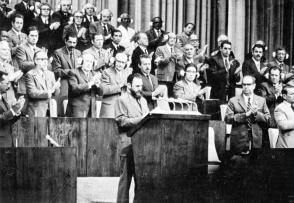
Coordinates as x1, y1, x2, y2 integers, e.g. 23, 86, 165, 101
242, 83, 253, 86
75, 16, 83, 18
41, 8, 50, 10
35, 58, 48, 61
186, 71, 197, 74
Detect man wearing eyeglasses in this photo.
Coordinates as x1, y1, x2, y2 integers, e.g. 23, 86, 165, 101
25, 51, 60, 117
225, 75, 270, 155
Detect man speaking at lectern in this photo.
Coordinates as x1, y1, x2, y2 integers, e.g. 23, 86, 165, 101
115, 73, 149, 203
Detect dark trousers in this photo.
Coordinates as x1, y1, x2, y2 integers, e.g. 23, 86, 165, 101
116, 145, 136, 203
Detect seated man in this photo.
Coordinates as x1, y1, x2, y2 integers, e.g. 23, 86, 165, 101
103, 29, 125, 57
115, 73, 149, 203
66, 53, 102, 117
25, 51, 60, 117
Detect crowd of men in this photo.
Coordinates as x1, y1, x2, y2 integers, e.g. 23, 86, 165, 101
1, 0, 294, 202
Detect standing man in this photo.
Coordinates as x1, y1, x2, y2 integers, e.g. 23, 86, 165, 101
52, 33, 82, 116
117, 13, 135, 52
274, 85, 294, 148
115, 73, 149, 203
100, 53, 132, 118
81, 3, 98, 29
15, 26, 41, 96
207, 40, 241, 101
66, 53, 102, 117
225, 75, 270, 154
25, 51, 60, 117
103, 29, 125, 57
176, 23, 195, 48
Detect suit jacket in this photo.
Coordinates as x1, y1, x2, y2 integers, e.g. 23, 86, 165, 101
83, 46, 109, 71
139, 72, 158, 110
89, 21, 115, 46
145, 28, 167, 52
14, 2, 29, 16
0, 95, 15, 147
155, 44, 183, 82
225, 94, 270, 154
274, 101, 294, 148
176, 32, 190, 48
82, 15, 98, 28
131, 46, 151, 74
100, 66, 131, 118
66, 68, 101, 117
25, 69, 59, 117
103, 41, 125, 57
207, 52, 240, 101
0, 8, 12, 30
63, 23, 91, 51
173, 79, 201, 102
15, 42, 41, 94
0, 62, 17, 106
115, 91, 149, 148
31, 16, 54, 55
52, 47, 82, 97
7, 29, 27, 56
242, 58, 266, 85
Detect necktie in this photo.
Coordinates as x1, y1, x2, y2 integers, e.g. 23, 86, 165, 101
18, 34, 21, 42
90, 16, 93, 23
145, 49, 148, 54
147, 75, 154, 90
224, 58, 230, 71
103, 25, 107, 36
247, 97, 252, 130
137, 99, 142, 110
70, 51, 75, 68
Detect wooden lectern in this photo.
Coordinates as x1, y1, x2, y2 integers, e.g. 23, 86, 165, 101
129, 113, 211, 202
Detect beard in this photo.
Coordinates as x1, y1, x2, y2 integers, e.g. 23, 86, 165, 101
130, 89, 142, 99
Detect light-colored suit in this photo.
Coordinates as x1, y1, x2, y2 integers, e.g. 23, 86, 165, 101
274, 101, 294, 148
173, 79, 201, 102
155, 44, 182, 82
83, 46, 109, 71
225, 94, 270, 154
100, 66, 131, 118
25, 69, 60, 117
7, 29, 27, 56
15, 42, 41, 94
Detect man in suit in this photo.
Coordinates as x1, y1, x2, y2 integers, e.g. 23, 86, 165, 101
7, 14, 27, 57
15, 26, 41, 96
242, 44, 266, 87
31, 3, 54, 56
81, 3, 98, 29
117, 13, 135, 52
274, 85, 294, 148
225, 75, 270, 155
115, 73, 149, 203
89, 9, 115, 46
51, 0, 72, 50
25, 51, 60, 117
103, 29, 125, 57
83, 33, 112, 72
0, 76, 25, 147
176, 23, 195, 48
100, 52, 132, 118
52, 33, 82, 116
145, 17, 168, 53
207, 40, 241, 102
131, 32, 151, 74
155, 32, 183, 82
138, 54, 166, 110
63, 10, 91, 52
256, 66, 283, 127
66, 53, 102, 117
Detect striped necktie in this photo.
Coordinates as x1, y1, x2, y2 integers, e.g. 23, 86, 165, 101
247, 97, 252, 130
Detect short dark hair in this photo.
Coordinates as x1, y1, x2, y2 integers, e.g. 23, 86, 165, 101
184, 63, 197, 72
111, 29, 122, 37
127, 73, 142, 84
138, 54, 151, 65
275, 46, 286, 53
64, 32, 77, 41
27, 26, 39, 34
184, 22, 195, 29
12, 14, 24, 23
220, 40, 231, 48
252, 44, 265, 52
269, 66, 281, 75
91, 33, 104, 41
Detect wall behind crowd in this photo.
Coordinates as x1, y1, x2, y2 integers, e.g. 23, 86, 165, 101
9, 0, 294, 66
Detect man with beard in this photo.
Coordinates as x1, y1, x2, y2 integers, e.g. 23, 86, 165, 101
25, 51, 60, 117
176, 23, 195, 48
52, 33, 82, 116
115, 73, 149, 203
242, 44, 266, 87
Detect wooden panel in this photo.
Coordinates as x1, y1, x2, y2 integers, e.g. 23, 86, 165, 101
0, 147, 76, 203
86, 118, 120, 176
49, 118, 88, 176
209, 120, 226, 161
132, 115, 209, 202
197, 99, 222, 120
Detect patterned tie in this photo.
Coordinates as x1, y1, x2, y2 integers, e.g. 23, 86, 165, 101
70, 51, 75, 68
103, 25, 107, 36
224, 58, 230, 71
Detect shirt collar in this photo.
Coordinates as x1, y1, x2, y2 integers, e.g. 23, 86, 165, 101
252, 57, 260, 65
243, 94, 254, 104
12, 28, 21, 35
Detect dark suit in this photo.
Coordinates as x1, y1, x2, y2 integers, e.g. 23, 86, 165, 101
103, 42, 125, 57
89, 21, 115, 46
7, 29, 27, 57
66, 68, 101, 117
81, 15, 98, 28
139, 72, 158, 110
52, 47, 82, 116
0, 7, 12, 30
14, 1, 31, 32
225, 94, 270, 154
242, 58, 266, 85
51, 10, 71, 50
63, 24, 91, 51
0, 95, 15, 147
131, 46, 151, 74
207, 52, 240, 101
145, 28, 167, 52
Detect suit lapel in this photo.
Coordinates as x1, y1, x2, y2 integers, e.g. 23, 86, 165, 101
79, 68, 89, 82
62, 48, 73, 69
25, 43, 34, 61
0, 97, 8, 111
237, 95, 247, 111
129, 93, 143, 114
32, 70, 47, 90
